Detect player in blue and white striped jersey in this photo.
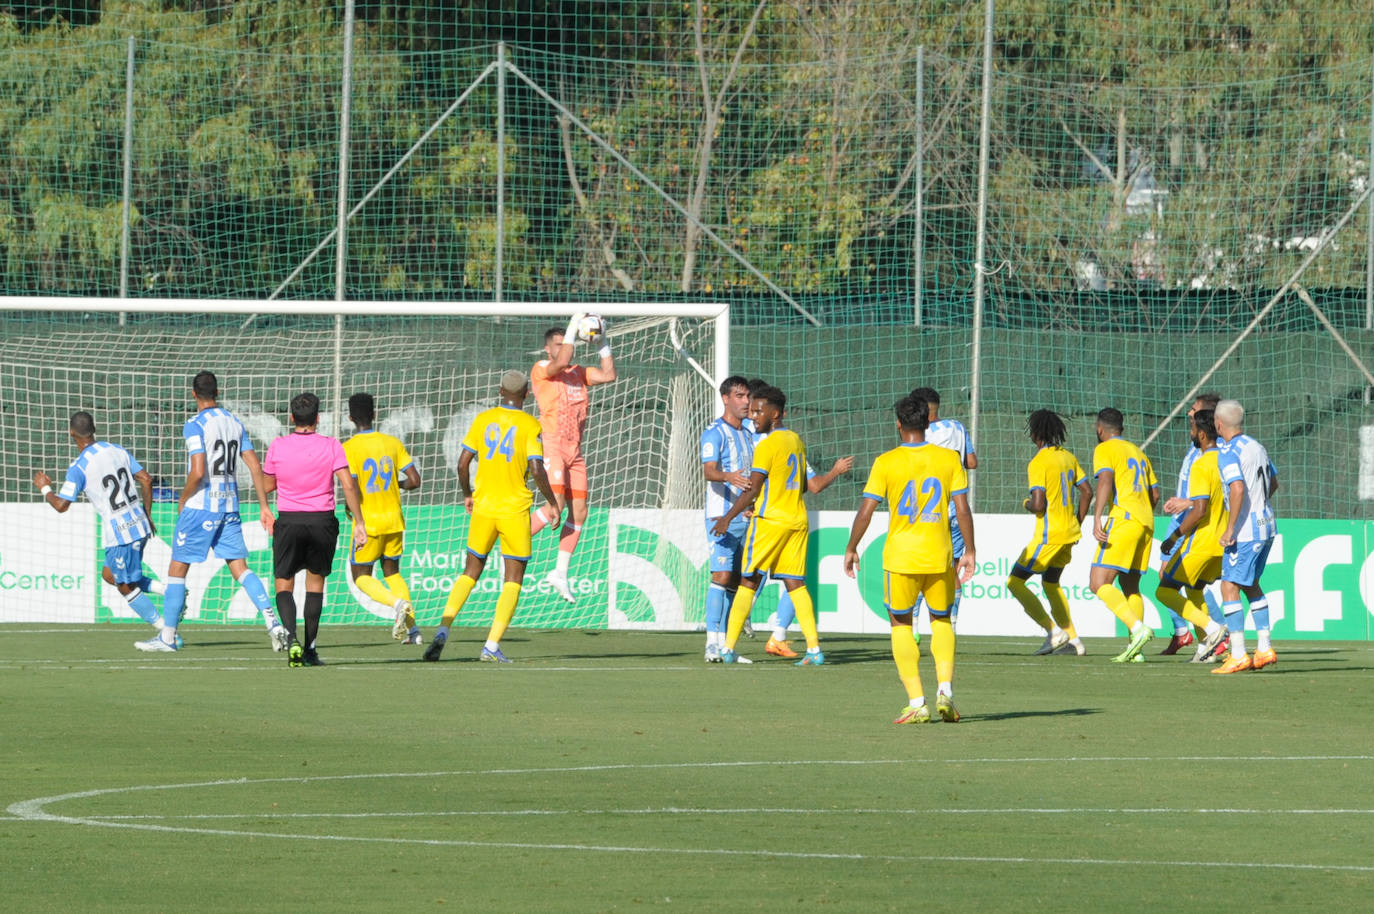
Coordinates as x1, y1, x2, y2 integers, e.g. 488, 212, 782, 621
910, 387, 976, 630
700, 376, 754, 661
33, 411, 171, 642
139, 371, 288, 653
1213, 399, 1280, 673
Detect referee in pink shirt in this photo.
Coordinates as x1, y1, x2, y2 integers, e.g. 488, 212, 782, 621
262, 392, 366, 667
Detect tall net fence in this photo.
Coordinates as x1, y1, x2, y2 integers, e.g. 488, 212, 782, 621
1, 305, 722, 628
1, 1, 1373, 525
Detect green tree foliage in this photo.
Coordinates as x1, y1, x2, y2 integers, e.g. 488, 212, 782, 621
0, 0, 1368, 316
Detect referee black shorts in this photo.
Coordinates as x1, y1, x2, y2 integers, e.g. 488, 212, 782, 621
273, 511, 340, 579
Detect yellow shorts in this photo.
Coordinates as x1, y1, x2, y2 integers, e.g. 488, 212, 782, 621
743, 517, 808, 580
466, 512, 533, 562
884, 569, 958, 618
1013, 541, 1074, 575
1091, 517, 1153, 574
351, 527, 404, 566
1160, 547, 1222, 588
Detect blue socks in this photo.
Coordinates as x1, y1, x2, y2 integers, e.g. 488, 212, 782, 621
1223, 600, 1245, 635
705, 583, 727, 634
1204, 587, 1226, 625
776, 588, 796, 630
236, 570, 279, 628
163, 578, 187, 630
124, 588, 161, 626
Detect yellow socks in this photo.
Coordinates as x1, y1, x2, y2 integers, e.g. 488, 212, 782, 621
355, 573, 396, 607
386, 573, 415, 626
1007, 576, 1053, 631
1043, 582, 1077, 640
723, 585, 757, 650
930, 617, 956, 684
385, 573, 412, 604
1156, 585, 1213, 630
486, 582, 522, 644
787, 586, 820, 651
889, 621, 923, 700
1095, 584, 1141, 628
441, 574, 476, 627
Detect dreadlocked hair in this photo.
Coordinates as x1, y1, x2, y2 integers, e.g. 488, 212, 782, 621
1026, 409, 1067, 447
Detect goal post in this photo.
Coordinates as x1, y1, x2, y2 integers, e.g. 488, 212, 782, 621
0, 298, 730, 633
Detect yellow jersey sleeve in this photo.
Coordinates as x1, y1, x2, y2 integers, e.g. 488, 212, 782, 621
752, 429, 808, 530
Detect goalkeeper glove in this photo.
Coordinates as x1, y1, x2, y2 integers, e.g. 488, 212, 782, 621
563, 311, 586, 346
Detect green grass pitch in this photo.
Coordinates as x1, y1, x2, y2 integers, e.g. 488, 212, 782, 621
2, 625, 1372, 912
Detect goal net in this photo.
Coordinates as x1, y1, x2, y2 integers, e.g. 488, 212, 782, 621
0, 299, 727, 632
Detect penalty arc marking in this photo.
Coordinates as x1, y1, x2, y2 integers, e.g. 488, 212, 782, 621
8, 758, 1374, 873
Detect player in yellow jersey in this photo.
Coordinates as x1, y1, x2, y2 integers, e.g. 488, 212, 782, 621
1006, 409, 1093, 656
1089, 407, 1160, 663
343, 393, 424, 644
844, 393, 974, 723
423, 370, 562, 663
710, 385, 824, 666
1155, 409, 1230, 661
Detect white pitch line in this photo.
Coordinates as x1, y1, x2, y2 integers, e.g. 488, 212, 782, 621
81, 805, 1374, 821
8, 810, 1374, 874
9, 765, 1374, 873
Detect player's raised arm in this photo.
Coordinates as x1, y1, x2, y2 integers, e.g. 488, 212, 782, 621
584, 321, 617, 386
542, 312, 584, 377
843, 495, 879, 578
807, 455, 855, 494
32, 470, 71, 513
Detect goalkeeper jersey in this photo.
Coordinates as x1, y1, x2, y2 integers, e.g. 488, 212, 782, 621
531, 360, 589, 454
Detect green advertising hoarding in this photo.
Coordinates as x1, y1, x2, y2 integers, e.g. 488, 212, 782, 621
86, 506, 1373, 640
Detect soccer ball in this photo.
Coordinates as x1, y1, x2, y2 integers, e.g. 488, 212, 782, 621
575, 313, 604, 343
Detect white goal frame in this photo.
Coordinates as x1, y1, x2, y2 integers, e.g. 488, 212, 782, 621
0, 297, 731, 437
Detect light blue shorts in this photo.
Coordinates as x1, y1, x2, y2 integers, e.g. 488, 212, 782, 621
171, 508, 248, 563
706, 519, 746, 574
1221, 538, 1273, 587
104, 537, 149, 585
